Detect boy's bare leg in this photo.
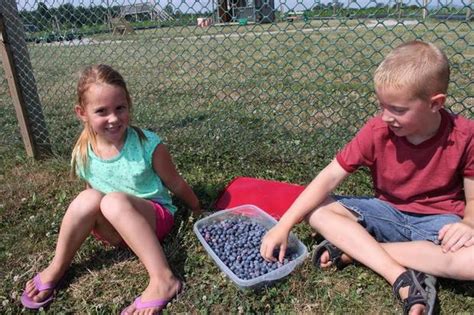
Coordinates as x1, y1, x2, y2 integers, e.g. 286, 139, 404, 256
381, 241, 474, 280
99, 192, 180, 314
23, 189, 105, 302
308, 198, 424, 313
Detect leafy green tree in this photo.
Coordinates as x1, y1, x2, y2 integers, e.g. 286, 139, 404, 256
36, 2, 51, 30
164, 4, 175, 17
57, 4, 75, 26
37, 2, 49, 18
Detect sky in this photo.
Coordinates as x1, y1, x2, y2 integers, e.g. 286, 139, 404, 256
16, 0, 470, 13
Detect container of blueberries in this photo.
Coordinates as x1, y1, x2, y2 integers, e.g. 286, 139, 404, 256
194, 204, 308, 290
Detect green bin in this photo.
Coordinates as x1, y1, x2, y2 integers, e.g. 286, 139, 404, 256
239, 18, 248, 26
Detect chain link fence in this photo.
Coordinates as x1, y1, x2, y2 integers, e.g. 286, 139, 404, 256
1, 0, 472, 176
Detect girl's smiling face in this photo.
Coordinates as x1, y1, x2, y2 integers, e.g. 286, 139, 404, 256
76, 83, 130, 146
376, 86, 444, 145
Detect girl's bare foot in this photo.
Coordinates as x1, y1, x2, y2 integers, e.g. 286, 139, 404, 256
23, 266, 63, 303
121, 276, 182, 315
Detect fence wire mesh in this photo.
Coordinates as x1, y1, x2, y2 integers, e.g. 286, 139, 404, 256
1, 0, 473, 177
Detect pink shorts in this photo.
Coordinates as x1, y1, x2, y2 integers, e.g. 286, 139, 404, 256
91, 200, 174, 247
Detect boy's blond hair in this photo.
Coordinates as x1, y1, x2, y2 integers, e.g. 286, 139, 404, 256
374, 40, 450, 100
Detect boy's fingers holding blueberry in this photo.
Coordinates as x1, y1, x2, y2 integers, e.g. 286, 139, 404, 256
278, 243, 287, 263
260, 236, 275, 262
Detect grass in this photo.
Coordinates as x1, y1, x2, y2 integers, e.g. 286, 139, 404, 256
1, 17, 473, 313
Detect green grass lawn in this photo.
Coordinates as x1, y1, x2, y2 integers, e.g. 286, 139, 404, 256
0, 18, 473, 313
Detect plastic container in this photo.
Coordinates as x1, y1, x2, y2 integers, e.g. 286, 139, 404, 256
193, 204, 308, 290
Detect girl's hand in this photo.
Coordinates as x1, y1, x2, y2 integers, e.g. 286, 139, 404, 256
438, 221, 474, 253
260, 224, 290, 263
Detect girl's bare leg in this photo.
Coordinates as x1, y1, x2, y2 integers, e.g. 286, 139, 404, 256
24, 189, 107, 302
99, 192, 180, 314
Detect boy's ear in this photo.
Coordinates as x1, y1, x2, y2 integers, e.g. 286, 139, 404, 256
74, 105, 87, 122
430, 93, 446, 112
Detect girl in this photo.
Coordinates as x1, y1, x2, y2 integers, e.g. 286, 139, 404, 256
21, 64, 201, 314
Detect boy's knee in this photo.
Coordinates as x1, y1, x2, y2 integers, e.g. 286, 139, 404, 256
306, 202, 338, 228
306, 201, 357, 229
447, 249, 474, 280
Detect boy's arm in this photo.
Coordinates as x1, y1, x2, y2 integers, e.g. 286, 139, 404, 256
463, 176, 474, 225
438, 176, 474, 252
152, 144, 201, 214
260, 158, 350, 262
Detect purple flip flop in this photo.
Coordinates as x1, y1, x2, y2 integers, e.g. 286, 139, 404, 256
121, 281, 184, 315
20, 274, 56, 309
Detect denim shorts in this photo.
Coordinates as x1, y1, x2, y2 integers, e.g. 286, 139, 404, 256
334, 196, 461, 244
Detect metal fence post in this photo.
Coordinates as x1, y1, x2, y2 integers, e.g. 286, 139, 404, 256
0, 1, 51, 159
468, 0, 472, 21
422, 0, 429, 19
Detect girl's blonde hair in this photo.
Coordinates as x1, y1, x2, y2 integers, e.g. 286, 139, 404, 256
71, 64, 145, 176
374, 40, 450, 100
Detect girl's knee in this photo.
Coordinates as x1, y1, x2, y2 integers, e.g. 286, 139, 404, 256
100, 192, 132, 218
68, 189, 102, 216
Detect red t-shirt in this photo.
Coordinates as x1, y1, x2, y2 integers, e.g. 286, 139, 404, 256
336, 109, 474, 217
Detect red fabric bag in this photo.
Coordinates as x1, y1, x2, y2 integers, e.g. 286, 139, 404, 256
213, 177, 305, 220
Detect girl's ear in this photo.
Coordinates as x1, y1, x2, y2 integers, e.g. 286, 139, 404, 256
430, 93, 446, 112
75, 105, 87, 122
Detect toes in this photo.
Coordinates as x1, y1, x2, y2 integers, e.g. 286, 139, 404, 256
319, 251, 332, 267
408, 303, 425, 315
24, 280, 38, 298
122, 303, 135, 315
23, 278, 52, 302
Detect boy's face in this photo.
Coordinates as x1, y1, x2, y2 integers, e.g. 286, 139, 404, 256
376, 86, 445, 143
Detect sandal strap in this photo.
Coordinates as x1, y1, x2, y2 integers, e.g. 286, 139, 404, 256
393, 269, 437, 315
312, 240, 345, 270
403, 294, 427, 314
392, 270, 412, 301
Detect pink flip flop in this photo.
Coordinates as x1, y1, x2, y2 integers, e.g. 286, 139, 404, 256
20, 274, 57, 309
121, 281, 184, 315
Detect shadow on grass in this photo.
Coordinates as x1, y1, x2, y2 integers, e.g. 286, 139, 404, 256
58, 246, 135, 289
440, 278, 474, 297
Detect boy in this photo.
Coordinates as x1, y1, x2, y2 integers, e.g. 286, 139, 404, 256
260, 40, 474, 314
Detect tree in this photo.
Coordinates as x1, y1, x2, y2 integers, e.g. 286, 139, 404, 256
37, 2, 49, 17
56, 4, 76, 27
36, 2, 51, 31
164, 4, 175, 17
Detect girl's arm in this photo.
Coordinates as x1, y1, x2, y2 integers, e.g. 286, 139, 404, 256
152, 143, 201, 214
260, 158, 350, 261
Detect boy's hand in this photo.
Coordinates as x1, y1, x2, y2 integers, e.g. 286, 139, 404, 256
260, 224, 290, 263
438, 221, 474, 252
